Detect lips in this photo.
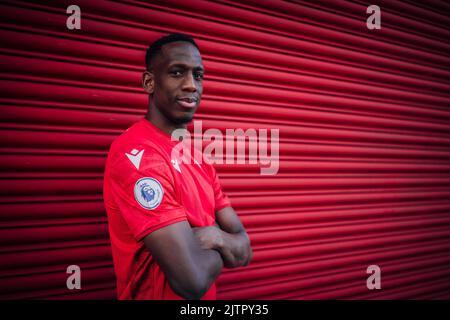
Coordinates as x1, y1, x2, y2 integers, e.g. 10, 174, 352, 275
176, 97, 198, 109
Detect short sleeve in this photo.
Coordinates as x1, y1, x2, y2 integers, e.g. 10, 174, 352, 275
210, 165, 231, 211
107, 146, 187, 241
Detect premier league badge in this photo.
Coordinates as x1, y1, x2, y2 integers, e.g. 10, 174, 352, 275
134, 177, 164, 210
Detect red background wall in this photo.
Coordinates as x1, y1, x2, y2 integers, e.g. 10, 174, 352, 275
1, 0, 450, 299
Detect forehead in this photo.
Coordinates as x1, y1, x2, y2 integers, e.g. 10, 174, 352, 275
158, 41, 202, 67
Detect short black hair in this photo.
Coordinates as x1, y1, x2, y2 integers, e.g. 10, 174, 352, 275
145, 33, 199, 70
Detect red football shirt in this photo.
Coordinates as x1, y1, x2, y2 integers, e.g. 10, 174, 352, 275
103, 118, 231, 300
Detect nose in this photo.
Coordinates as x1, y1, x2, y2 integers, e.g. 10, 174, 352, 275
182, 72, 197, 92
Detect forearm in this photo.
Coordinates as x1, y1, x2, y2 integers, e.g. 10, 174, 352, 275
196, 247, 224, 291
144, 221, 224, 300
193, 218, 253, 269
170, 242, 223, 300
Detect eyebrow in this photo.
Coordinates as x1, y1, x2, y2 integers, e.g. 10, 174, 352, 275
167, 62, 204, 71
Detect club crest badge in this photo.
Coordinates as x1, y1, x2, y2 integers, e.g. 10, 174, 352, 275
134, 177, 164, 210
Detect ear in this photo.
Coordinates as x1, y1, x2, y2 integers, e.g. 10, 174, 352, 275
142, 70, 154, 94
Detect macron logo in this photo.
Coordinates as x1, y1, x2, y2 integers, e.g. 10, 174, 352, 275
126, 149, 144, 170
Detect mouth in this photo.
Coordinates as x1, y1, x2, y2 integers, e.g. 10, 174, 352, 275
176, 97, 198, 109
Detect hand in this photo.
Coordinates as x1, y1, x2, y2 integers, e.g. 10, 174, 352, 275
218, 231, 252, 268
192, 226, 223, 251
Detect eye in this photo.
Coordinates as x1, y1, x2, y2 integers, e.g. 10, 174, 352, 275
194, 72, 204, 80
170, 70, 183, 77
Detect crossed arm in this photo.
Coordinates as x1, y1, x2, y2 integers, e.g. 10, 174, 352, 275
143, 206, 252, 299
193, 206, 253, 268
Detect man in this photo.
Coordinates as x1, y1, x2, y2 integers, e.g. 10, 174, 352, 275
103, 33, 253, 300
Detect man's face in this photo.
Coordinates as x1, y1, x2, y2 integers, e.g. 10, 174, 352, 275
148, 41, 204, 125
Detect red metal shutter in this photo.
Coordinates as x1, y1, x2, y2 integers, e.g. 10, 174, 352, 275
1, 0, 449, 299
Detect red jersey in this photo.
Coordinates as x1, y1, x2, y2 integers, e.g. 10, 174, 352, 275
103, 118, 230, 300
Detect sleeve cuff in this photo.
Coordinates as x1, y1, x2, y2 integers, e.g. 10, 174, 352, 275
135, 210, 187, 241
215, 201, 232, 212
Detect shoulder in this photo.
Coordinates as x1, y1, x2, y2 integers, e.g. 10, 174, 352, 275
106, 123, 171, 177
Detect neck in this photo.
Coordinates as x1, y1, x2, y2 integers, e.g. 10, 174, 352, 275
145, 104, 187, 137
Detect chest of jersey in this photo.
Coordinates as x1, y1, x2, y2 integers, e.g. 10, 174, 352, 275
171, 158, 216, 227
